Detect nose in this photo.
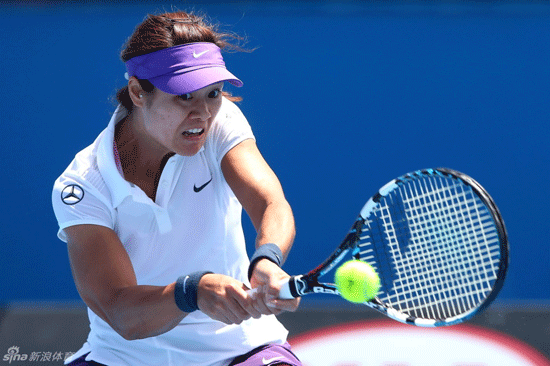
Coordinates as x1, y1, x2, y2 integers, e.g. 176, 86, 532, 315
190, 97, 211, 120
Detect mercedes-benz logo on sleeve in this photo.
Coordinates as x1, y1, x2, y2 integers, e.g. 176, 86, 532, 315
61, 184, 85, 205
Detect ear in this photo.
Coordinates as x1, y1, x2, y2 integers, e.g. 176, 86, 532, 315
128, 77, 146, 108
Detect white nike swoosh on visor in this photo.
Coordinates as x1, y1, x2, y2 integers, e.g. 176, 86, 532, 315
193, 50, 210, 58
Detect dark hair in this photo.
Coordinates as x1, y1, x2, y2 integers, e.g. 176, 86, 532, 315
116, 11, 244, 112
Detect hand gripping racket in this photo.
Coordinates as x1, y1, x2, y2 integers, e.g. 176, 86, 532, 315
278, 168, 508, 327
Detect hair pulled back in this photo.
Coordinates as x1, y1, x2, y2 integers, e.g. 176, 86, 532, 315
116, 11, 243, 112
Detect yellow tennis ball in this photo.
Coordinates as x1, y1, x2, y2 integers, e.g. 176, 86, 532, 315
335, 260, 381, 303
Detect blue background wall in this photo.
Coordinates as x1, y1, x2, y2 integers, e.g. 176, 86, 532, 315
1, 1, 548, 303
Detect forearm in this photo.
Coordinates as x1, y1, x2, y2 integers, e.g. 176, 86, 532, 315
253, 199, 295, 259
248, 201, 301, 312
95, 282, 185, 340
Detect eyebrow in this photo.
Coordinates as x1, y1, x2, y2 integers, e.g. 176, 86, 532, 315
178, 83, 225, 97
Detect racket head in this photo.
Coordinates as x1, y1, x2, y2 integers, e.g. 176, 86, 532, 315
357, 168, 508, 326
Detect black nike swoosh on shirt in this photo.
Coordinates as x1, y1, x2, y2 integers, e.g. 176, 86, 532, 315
193, 177, 213, 192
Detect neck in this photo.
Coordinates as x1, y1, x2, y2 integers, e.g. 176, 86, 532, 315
115, 113, 174, 171
115, 114, 174, 201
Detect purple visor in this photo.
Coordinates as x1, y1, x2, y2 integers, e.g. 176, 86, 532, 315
125, 42, 243, 95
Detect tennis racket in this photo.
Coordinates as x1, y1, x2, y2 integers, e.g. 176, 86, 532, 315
277, 168, 508, 327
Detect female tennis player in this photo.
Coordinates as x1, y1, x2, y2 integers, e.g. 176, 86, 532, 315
52, 11, 301, 366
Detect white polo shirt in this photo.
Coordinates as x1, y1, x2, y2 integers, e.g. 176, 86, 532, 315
52, 98, 288, 366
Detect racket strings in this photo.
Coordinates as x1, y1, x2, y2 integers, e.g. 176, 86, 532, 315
399, 177, 498, 314
358, 175, 501, 321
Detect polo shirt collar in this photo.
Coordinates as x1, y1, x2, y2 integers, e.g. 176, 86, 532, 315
96, 105, 135, 208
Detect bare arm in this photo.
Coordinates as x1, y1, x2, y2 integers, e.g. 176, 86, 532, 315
222, 139, 295, 254
67, 225, 266, 332
221, 139, 299, 312
65, 224, 185, 340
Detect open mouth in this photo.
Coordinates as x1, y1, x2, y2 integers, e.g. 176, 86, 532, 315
182, 128, 204, 137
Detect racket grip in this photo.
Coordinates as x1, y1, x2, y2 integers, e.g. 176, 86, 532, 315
277, 277, 294, 299
245, 277, 296, 299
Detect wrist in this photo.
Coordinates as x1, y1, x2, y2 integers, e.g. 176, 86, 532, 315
247, 243, 283, 280
174, 271, 212, 313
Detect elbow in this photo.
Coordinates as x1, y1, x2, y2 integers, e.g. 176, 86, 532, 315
111, 316, 148, 341
116, 319, 178, 341
81, 295, 146, 341
109, 309, 149, 341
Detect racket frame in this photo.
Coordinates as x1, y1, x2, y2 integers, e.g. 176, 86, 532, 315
282, 168, 509, 327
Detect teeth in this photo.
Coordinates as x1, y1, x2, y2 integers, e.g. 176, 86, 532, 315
183, 128, 204, 135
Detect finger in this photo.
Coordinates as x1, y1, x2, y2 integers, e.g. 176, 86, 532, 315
249, 285, 279, 316
231, 299, 253, 323
249, 298, 268, 318
209, 308, 233, 325
241, 296, 262, 319
206, 292, 249, 324
265, 277, 283, 297
266, 298, 300, 313
218, 314, 233, 325
246, 293, 266, 319
227, 286, 257, 321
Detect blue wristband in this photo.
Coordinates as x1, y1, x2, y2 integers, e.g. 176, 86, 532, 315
247, 243, 283, 280
174, 271, 212, 313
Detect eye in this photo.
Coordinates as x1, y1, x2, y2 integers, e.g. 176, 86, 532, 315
208, 89, 221, 99
178, 93, 193, 101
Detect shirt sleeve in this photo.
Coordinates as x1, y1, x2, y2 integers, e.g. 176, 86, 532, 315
210, 97, 256, 163
52, 172, 115, 243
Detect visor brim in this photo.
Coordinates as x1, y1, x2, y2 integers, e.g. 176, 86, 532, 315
149, 66, 243, 95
